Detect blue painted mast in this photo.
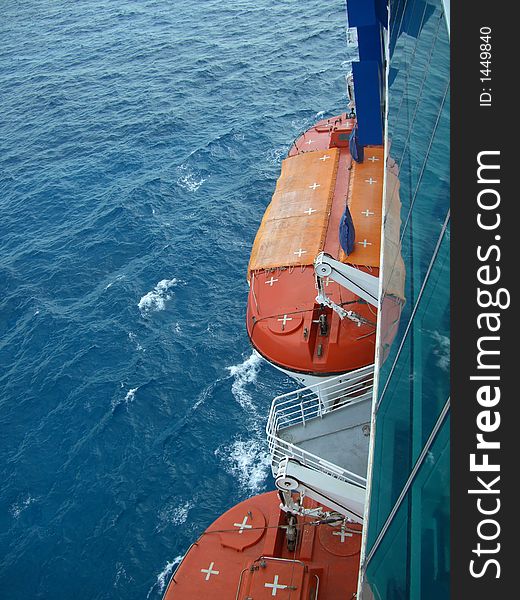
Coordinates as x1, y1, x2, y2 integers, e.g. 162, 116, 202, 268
345, 0, 387, 147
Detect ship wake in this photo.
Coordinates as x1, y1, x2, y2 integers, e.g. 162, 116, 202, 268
147, 556, 183, 598
216, 351, 271, 494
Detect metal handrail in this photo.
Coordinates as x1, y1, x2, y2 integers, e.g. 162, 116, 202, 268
265, 364, 374, 487
266, 364, 374, 433
267, 434, 366, 487
270, 386, 373, 429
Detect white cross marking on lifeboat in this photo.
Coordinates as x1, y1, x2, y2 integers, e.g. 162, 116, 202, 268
324, 276, 332, 286
309, 182, 321, 190
365, 177, 377, 185
265, 575, 288, 596
278, 315, 293, 327
294, 248, 307, 257
362, 209, 375, 217
304, 208, 317, 215
233, 515, 253, 533
358, 239, 372, 248
319, 155, 331, 161
265, 276, 278, 286
333, 527, 353, 542
368, 156, 379, 162
306, 139, 314, 145
200, 562, 220, 580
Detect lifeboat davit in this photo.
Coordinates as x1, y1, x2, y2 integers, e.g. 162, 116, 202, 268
246, 113, 384, 384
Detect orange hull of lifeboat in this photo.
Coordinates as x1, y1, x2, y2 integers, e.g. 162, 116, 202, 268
163, 491, 362, 600
247, 114, 384, 376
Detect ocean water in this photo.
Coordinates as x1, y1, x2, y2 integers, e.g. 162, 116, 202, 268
0, 1, 352, 597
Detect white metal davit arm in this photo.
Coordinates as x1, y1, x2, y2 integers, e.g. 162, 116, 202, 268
314, 252, 379, 319
275, 457, 366, 523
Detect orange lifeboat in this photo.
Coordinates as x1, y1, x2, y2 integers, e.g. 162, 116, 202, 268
163, 491, 362, 600
247, 113, 384, 381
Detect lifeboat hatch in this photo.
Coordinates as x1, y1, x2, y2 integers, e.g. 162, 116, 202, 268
237, 557, 308, 600
216, 506, 266, 551
318, 522, 362, 557
267, 313, 303, 335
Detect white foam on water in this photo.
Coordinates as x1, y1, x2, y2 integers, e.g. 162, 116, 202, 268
105, 275, 126, 291
157, 500, 193, 531
147, 556, 183, 598
124, 387, 138, 403
113, 562, 133, 588
191, 378, 221, 413
291, 110, 327, 138
291, 116, 310, 132
226, 351, 262, 412
219, 352, 271, 493
138, 279, 178, 315
265, 146, 287, 166
112, 386, 139, 410
9, 494, 36, 519
169, 501, 191, 525
215, 437, 270, 494
128, 331, 145, 351
176, 164, 206, 192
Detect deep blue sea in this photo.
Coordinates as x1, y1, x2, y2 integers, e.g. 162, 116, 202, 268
1, 1, 352, 597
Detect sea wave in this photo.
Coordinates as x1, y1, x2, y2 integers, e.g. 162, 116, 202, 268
123, 387, 138, 403
265, 146, 289, 166
111, 386, 139, 410
147, 556, 183, 598
215, 437, 270, 494
156, 500, 193, 532
138, 279, 179, 315
9, 494, 37, 519
0, 0, 350, 596
128, 331, 145, 351
176, 164, 206, 192
226, 351, 263, 413
104, 274, 126, 291
217, 352, 271, 493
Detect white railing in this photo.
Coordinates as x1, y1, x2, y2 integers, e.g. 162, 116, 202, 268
268, 435, 367, 487
267, 364, 374, 432
266, 364, 374, 487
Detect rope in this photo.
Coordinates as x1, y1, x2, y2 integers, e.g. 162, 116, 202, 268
200, 519, 362, 536
355, 329, 376, 341
202, 524, 296, 535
